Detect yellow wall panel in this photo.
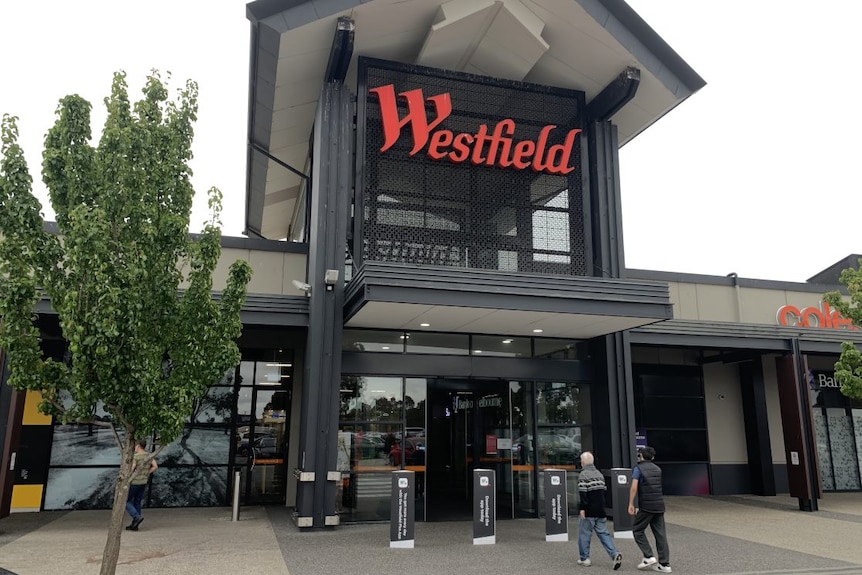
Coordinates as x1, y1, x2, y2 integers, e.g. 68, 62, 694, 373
11, 484, 43, 510
22, 391, 52, 425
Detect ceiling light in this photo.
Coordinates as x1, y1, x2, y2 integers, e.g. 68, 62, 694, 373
420, 323, 430, 327
257, 382, 280, 386
474, 350, 483, 354
532, 329, 543, 333
381, 346, 390, 350
266, 363, 292, 367
502, 339, 513, 344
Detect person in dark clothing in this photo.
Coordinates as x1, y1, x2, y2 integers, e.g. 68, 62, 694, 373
628, 446, 671, 572
577, 451, 623, 570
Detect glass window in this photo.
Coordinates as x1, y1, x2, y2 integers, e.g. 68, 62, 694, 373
510, 381, 535, 517
49, 423, 122, 465
187, 386, 233, 425
256, 362, 282, 387
337, 423, 399, 521
342, 329, 405, 353
536, 382, 590, 425
339, 376, 402, 422
535, 426, 581, 469
44, 467, 117, 510
472, 335, 530, 357
498, 250, 518, 271
238, 361, 255, 386
405, 378, 427, 432
149, 466, 229, 507
159, 424, 231, 465
534, 339, 585, 359
404, 332, 468, 355
532, 210, 569, 254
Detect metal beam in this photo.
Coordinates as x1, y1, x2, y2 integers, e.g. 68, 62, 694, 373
586, 66, 641, 122
324, 17, 355, 83
249, 141, 308, 180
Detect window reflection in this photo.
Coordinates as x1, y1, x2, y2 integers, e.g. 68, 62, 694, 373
337, 423, 409, 522
537, 382, 575, 424
405, 332, 469, 355
339, 376, 402, 422
343, 329, 405, 353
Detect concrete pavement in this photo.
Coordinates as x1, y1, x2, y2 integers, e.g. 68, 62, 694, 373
2, 493, 862, 574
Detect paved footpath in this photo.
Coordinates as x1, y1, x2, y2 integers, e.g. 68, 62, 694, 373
2, 493, 862, 575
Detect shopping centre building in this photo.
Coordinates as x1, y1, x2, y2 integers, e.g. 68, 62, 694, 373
2, 0, 862, 527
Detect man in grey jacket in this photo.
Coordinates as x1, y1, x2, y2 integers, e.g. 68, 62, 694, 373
628, 446, 671, 573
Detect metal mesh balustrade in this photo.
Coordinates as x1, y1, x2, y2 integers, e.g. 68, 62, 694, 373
358, 60, 587, 276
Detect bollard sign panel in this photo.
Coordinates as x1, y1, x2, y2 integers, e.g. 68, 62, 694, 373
390, 471, 415, 548
543, 469, 568, 541
610, 468, 634, 539
473, 469, 496, 545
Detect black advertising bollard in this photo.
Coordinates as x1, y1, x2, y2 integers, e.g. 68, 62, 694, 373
543, 468, 568, 541
610, 468, 634, 539
473, 469, 496, 545
390, 470, 415, 548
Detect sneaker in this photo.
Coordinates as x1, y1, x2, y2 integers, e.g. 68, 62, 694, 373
128, 516, 144, 531
577, 558, 592, 567
637, 557, 658, 570
653, 565, 672, 573
613, 553, 622, 571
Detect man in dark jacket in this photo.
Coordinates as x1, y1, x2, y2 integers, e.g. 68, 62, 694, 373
577, 451, 622, 569
628, 446, 671, 572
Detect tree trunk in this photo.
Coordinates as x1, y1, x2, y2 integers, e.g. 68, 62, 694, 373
100, 436, 134, 575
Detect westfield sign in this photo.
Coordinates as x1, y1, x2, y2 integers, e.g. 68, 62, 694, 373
370, 84, 581, 175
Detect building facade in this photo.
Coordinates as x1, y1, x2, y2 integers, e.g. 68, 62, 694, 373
2, 0, 861, 526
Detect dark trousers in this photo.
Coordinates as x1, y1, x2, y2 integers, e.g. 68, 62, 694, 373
632, 510, 670, 565
126, 483, 146, 519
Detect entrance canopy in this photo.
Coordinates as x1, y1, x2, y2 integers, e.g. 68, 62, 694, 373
245, 0, 705, 239
345, 262, 673, 339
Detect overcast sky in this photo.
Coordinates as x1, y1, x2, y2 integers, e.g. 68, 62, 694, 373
1, 1, 860, 283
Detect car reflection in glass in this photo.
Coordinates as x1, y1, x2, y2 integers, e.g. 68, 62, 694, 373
388, 437, 426, 466
237, 427, 275, 455
253, 435, 281, 458
513, 432, 581, 466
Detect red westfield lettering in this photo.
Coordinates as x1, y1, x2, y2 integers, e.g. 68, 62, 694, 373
776, 302, 857, 330
369, 84, 581, 174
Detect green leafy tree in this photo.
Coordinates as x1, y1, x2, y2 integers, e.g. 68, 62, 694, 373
0, 71, 252, 575
824, 262, 862, 401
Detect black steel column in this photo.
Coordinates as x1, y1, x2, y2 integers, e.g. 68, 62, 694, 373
738, 357, 776, 495
775, 344, 820, 512
587, 120, 635, 468
587, 120, 625, 280
295, 81, 353, 528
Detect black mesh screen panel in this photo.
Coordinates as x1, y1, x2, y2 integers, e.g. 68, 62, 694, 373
358, 59, 587, 276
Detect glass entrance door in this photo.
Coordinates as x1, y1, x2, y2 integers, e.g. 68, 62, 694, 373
234, 359, 292, 505
426, 379, 514, 521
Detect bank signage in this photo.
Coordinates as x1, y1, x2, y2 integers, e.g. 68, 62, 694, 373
809, 370, 841, 390
389, 471, 415, 548
776, 302, 857, 330
473, 469, 496, 545
543, 469, 568, 542
369, 84, 581, 175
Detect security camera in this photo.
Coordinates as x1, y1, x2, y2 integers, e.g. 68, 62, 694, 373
291, 279, 312, 295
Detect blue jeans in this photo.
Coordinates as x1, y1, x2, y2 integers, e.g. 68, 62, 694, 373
126, 483, 146, 519
578, 516, 619, 561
